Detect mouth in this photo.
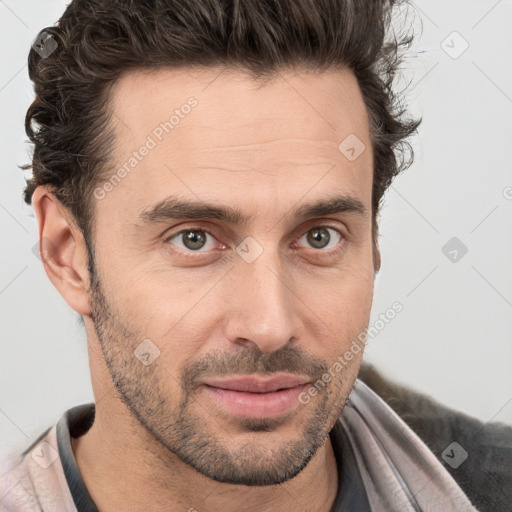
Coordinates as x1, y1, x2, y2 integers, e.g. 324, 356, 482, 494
201, 374, 310, 419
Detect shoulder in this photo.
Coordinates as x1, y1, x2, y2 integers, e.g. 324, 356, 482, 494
0, 422, 77, 512
0, 451, 43, 511
358, 363, 512, 512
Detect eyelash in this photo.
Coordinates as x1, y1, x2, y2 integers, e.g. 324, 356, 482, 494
164, 225, 345, 258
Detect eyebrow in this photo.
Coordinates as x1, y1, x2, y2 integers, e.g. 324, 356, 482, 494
138, 194, 368, 226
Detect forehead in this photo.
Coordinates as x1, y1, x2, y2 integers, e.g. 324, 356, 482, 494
99, 66, 372, 225
110, 65, 370, 147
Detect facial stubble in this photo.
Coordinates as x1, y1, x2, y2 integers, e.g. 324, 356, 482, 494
88, 273, 351, 486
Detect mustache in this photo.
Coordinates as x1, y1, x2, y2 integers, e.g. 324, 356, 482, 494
182, 345, 329, 390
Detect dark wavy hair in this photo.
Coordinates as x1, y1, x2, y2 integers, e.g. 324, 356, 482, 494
23, 0, 420, 251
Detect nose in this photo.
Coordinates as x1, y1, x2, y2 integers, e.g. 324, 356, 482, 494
224, 252, 303, 353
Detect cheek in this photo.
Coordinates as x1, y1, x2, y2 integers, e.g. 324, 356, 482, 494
301, 270, 374, 366
121, 278, 214, 360
302, 262, 374, 321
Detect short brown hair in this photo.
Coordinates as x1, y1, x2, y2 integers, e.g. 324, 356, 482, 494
23, 0, 420, 248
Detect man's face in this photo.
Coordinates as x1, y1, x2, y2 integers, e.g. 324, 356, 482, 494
86, 66, 376, 486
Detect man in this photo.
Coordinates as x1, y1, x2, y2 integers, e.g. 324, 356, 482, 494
1, 0, 510, 511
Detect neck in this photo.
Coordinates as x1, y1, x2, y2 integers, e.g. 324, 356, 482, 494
71, 394, 339, 512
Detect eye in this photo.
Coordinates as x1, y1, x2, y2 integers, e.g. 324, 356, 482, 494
166, 228, 219, 252
296, 226, 342, 250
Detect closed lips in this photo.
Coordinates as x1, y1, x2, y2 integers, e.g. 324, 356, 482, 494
202, 376, 310, 393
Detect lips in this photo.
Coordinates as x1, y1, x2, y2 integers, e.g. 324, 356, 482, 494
202, 374, 310, 393
201, 374, 311, 419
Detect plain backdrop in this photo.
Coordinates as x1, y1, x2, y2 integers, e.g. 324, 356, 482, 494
1, 0, 511, 460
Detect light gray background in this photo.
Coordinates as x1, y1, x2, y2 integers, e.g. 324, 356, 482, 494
1, 0, 511, 460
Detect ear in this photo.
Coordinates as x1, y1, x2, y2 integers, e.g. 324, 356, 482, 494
373, 242, 381, 274
31, 186, 92, 316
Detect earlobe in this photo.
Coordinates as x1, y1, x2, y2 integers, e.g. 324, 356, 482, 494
31, 186, 92, 316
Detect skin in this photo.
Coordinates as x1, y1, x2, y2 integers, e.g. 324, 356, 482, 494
32, 65, 380, 512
